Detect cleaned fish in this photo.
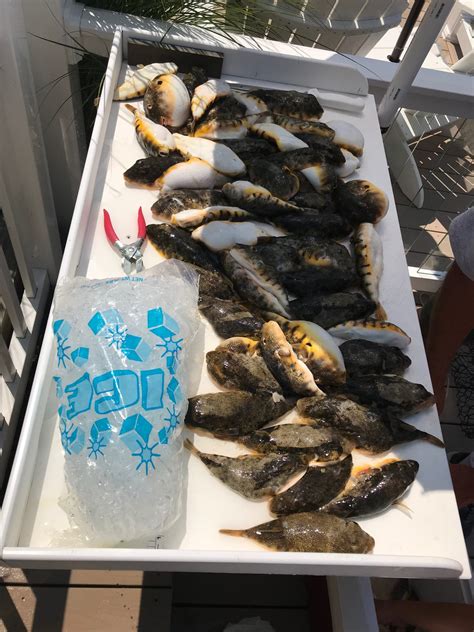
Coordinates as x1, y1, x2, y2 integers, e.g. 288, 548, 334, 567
185, 439, 309, 500
220, 138, 277, 162
272, 115, 335, 139
247, 159, 300, 201
191, 79, 231, 122
335, 149, 360, 178
353, 223, 386, 320
223, 248, 291, 317
182, 66, 208, 96
233, 92, 269, 115
185, 390, 292, 437
319, 460, 419, 518
249, 89, 324, 121
340, 339, 411, 377
173, 207, 253, 229
334, 180, 389, 225
114, 62, 177, 100
274, 317, 346, 385
156, 158, 230, 191
143, 73, 190, 127
125, 105, 176, 156
274, 210, 351, 239
221, 512, 374, 553
151, 189, 227, 219
326, 120, 364, 156
270, 455, 353, 515
343, 374, 435, 415
328, 319, 411, 349
297, 396, 442, 453
192, 221, 284, 251
300, 164, 337, 193
261, 321, 325, 397
240, 423, 345, 461
250, 123, 308, 151
146, 223, 217, 271
223, 181, 301, 217
294, 135, 346, 165
199, 297, 264, 338
123, 154, 184, 189
206, 338, 281, 393
173, 134, 245, 176
290, 292, 376, 329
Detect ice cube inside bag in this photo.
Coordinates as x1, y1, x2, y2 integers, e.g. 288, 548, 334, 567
52, 261, 201, 546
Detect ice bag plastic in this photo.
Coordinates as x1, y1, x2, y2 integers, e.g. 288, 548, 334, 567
52, 261, 201, 546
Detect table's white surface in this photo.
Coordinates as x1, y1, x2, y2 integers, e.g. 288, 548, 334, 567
12, 62, 470, 577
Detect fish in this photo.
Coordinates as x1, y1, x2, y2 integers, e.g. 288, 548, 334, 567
125, 105, 176, 156
185, 439, 309, 500
222, 181, 301, 218
250, 238, 303, 274
352, 223, 386, 320
334, 180, 389, 226
240, 423, 345, 460
339, 339, 411, 377
188, 265, 235, 301
272, 115, 335, 140
343, 374, 435, 415
233, 92, 269, 115
326, 120, 364, 157
185, 391, 292, 437
216, 336, 259, 354
274, 211, 352, 239
281, 268, 357, 296
123, 154, 184, 189
270, 455, 353, 515
173, 134, 245, 176
250, 123, 308, 152
220, 512, 374, 553
319, 460, 419, 518
296, 238, 354, 270
193, 117, 252, 140
260, 321, 326, 397
181, 66, 208, 96
223, 248, 291, 317
300, 164, 337, 193
291, 190, 335, 212
156, 158, 230, 191
146, 223, 218, 271
335, 148, 360, 178
220, 138, 277, 162
328, 319, 411, 349
192, 221, 284, 251
143, 73, 190, 127
172, 207, 254, 229
269, 148, 336, 171
199, 95, 247, 122
249, 89, 324, 122
294, 135, 346, 165
273, 317, 346, 385
206, 340, 282, 394
113, 62, 178, 100
297, 396, 442, 453
247, 159, 300, 201
151, 189, 227, 219
199, 297, 264, 338
191, 79, 231, 122
289, 292, 376, 329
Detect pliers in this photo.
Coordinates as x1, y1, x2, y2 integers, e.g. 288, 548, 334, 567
103, 207, 146, 274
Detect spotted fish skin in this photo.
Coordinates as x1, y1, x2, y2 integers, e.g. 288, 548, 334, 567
125, 105, 176, 156
340, 339, 411, 377
185, 391, 292, 438
247, 159, 300, 201
249, 89, 324, 121
151, 189, 228, 219
124, 154, 184, 188
292, 190, 335, 212
274, 211, 351, 239
270, 455, 353, 515
281, 267, 357, 296
334, 180, 389, 226
146, 223, 218, 271
222, 181, 301, 218
191, 79, 231, 122
353, 223, 385, 318
186, 440, 309, 500
289, 292, 376, 329
320, 460, 419, 518
295, 135, 346, 165
272, 115, 335, 140
220, 138, 277, 163
182, 66, 208, 96
143, 73, 190, 127
220, 512, 375, 554
199, 297, 264, 339
269, 148, 336, 171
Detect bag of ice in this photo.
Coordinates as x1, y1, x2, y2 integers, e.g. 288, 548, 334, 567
52, 261, 201, 546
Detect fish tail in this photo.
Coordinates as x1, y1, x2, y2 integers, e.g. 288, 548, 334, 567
394, 500, 413, 518
220, 528, 247, 538
125, 103, 137, 114
183, 438, 200, 456
424, 432, 445, 448
374, 302, 387, 320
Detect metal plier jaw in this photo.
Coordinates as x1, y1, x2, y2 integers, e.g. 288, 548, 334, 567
103, 207, 146, 275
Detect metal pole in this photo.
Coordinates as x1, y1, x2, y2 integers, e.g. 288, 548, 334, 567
388, 0, 426, 63
378, 0, 456, 131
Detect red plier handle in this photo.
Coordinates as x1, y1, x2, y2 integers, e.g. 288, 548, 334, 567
103, 207, 146, 244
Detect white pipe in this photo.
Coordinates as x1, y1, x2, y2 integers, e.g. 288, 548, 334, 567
378, 0, 457, 130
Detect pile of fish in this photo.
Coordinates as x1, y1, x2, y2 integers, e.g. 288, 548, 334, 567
115, 62, 442, 555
